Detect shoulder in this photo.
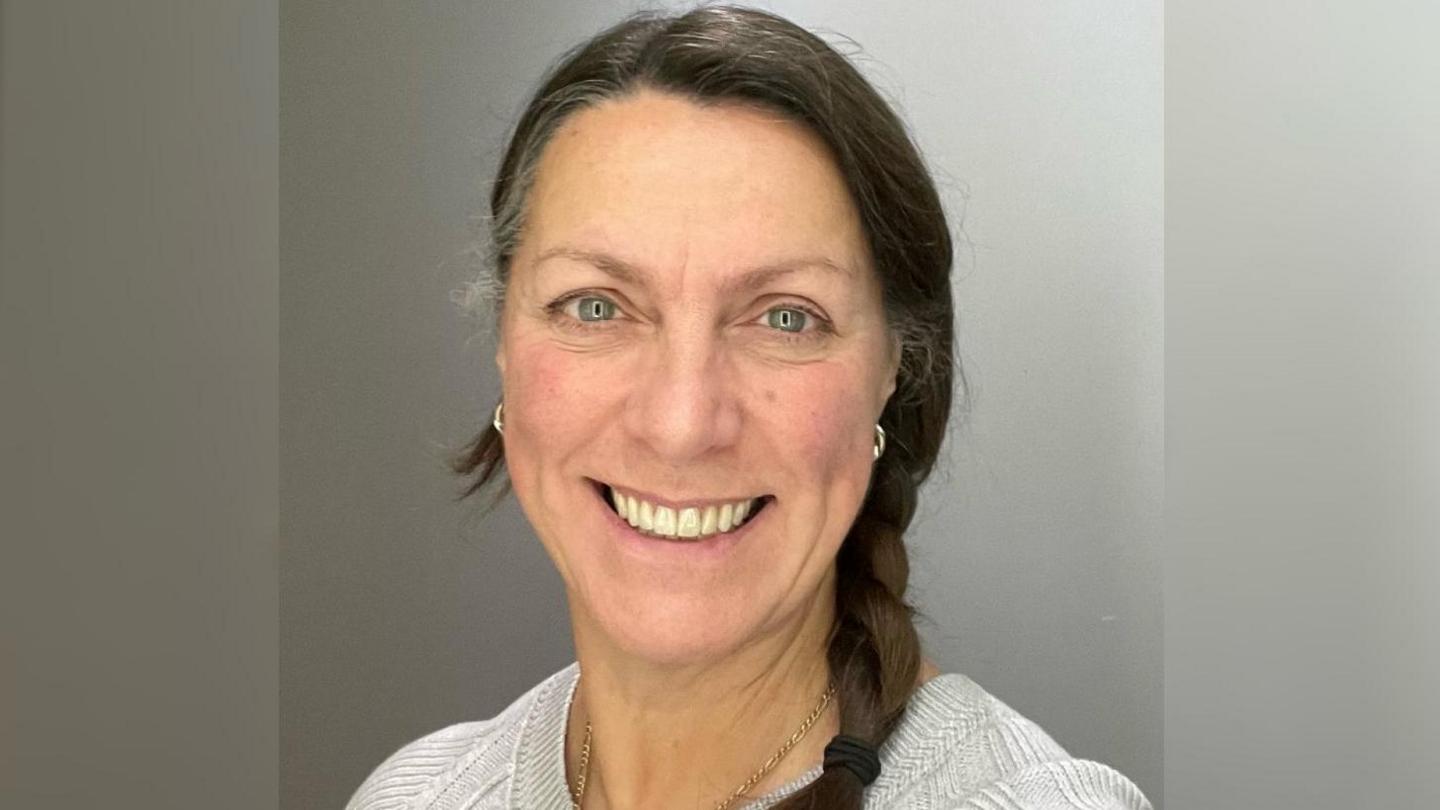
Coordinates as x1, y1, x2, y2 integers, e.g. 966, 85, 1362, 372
344, 663, 578, 810
870, 673, 1152, 810
343, 717, 513, 810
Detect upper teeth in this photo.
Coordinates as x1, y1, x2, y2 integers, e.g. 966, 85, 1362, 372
608, 487, 760, 540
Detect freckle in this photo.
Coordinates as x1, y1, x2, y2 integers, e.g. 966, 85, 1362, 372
764, 389, 776, 403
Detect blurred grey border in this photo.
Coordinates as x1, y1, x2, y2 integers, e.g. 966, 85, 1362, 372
4, 1, 1439, 809
1166, 1, 1440, 807
1, 1, 279, 807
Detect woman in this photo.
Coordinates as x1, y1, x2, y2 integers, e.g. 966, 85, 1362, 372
349, 6, 1150, 809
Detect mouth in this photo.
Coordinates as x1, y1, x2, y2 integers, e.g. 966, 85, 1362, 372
587, 478, 773, 543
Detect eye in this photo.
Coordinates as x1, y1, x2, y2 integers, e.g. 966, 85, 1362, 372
567, 295, 618, 322
543, 291, 628, 335
765, 306, 812, 333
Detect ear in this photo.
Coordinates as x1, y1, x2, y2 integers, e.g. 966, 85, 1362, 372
879, 332, 901, 407
495, 339, 507, 378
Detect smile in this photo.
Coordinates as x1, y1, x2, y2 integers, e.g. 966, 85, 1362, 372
591, 480, 771, 542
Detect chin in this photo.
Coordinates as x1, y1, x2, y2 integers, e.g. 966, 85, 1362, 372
586, 590, 765, 667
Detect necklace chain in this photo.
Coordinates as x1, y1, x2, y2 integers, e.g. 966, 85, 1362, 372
569, 681, 837, 810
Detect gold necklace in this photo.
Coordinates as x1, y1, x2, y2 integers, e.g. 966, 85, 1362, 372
569, 681, 837, 810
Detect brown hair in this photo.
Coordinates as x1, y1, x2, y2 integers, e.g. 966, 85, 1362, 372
452, 6, 959, 807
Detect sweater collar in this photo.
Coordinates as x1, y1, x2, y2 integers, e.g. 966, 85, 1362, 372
509, 660, 976, 809
510, 662, 581, 809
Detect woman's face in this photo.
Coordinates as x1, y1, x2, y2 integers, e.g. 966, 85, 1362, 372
497, 89, 899, 666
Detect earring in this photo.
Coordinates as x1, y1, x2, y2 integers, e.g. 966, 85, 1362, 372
873, 423, 886, 461
493, 401, 505, 434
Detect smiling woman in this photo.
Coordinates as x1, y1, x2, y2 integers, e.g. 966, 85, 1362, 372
347, 6, 1149, 810
497, 89, 898, 679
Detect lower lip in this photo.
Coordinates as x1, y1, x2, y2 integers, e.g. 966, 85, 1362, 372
588, 480, 770, 564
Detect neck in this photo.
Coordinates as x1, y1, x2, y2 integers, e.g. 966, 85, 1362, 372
566, 573, 839, 810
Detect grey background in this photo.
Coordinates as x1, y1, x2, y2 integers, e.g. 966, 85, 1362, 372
3, 1, 278, 807
281, 1, 1161, 807
1165, 0, 1440, 806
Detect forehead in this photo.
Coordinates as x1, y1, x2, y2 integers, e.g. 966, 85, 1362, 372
522, 88, 870, 278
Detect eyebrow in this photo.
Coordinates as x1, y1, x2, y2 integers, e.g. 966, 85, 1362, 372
532, 245, 855, 293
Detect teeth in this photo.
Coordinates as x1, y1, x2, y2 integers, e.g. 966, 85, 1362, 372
677, 507, 700, 538
606, 486, 762, 542
653, 505, 677, 536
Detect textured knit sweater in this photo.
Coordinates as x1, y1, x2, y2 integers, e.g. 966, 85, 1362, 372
346, 662, 1152, 810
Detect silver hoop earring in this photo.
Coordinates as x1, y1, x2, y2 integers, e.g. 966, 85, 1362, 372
493, 401, 505, 434
873, 423, 886, 461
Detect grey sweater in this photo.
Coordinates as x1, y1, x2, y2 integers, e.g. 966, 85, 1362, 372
346, 662, 1151, 809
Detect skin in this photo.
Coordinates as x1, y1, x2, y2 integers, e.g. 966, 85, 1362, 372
495, 88, 936, 809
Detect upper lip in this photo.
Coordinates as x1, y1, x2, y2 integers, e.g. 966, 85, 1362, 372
590, 478, 770, 511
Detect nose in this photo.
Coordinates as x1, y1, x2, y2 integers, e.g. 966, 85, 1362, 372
623, 324, 742, 463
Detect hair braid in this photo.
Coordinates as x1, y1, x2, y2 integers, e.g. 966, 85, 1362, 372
765, 442, 926, 808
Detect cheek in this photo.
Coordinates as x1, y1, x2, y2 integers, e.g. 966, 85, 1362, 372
758, 365, 877, 573
766, 362, 875, 489
500, 337, 616, 480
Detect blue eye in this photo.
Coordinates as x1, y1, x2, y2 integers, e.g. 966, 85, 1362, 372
767, 307, 808, 333
573, 296, 617, 322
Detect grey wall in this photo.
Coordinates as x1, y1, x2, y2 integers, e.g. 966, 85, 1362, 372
280, 2, 1161, 807
4, 2, 279, 807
